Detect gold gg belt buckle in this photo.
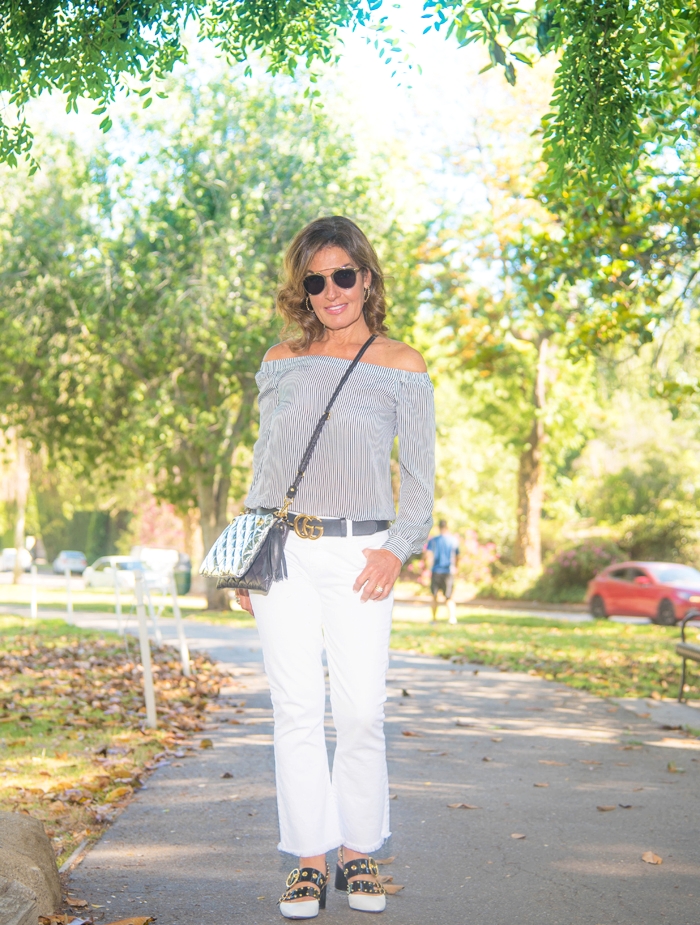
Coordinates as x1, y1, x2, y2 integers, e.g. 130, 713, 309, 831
293, 513, 324, 540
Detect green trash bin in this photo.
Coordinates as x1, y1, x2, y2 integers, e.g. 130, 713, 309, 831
174, 553, 191, 595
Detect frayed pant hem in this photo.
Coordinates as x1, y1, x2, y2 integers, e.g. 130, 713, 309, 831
341, 832, 391, 854
277, 836, 344, 857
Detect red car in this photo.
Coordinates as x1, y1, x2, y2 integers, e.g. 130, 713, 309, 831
586, 561, 700, 624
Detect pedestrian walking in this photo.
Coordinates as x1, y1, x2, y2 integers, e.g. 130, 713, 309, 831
235, 216, 435, 918
427, 520, 460, 624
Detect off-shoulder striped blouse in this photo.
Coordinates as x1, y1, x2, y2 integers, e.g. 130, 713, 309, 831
244, 355, 435, 563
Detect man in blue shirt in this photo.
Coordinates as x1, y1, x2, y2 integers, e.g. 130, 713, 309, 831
426, 520, 460, 624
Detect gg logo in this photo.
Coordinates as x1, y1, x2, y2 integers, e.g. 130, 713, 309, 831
293, 514, 324, 540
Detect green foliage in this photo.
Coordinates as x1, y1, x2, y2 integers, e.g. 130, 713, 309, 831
391, 613, 697, 701
3, 0, 700, 193
531, 539, 625, 602
430, 375, 518, 550
0, 0, 376, 167
482, 565, 539, 600
84, 511, 111, 564
423, 0, 700, 192
617, 504, 700, 565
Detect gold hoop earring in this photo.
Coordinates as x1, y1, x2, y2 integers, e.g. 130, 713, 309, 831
306, 296, 314, 312
363, 287, 371, 304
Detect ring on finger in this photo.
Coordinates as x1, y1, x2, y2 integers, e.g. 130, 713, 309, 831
374, 585, 384, 594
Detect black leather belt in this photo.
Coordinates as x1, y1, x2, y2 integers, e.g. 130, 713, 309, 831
255, 508, 391, 540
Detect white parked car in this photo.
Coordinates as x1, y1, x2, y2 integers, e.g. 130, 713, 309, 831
82, 556, 160, 590
52, 550, 88, 574
0, 547, 32, 572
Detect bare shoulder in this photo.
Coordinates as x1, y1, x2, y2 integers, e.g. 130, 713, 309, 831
373, 337, 427, 373
263, 341, 297, 362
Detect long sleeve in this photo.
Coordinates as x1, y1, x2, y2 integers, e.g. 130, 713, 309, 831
245, 366, 280, 506
382, 371, 435, 563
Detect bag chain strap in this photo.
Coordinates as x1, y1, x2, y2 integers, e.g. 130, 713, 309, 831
274, 334, 377, 520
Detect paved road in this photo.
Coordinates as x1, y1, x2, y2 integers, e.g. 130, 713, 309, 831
46, 609, 699, 925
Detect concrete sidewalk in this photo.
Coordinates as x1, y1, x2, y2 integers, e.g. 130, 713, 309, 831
57, 613, 700, 925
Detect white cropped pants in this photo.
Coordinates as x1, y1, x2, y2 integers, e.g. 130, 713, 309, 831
251, 528, 393, 857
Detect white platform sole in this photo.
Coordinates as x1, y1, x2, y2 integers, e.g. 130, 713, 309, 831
348, 893, 387, 913
279, 899, 321, 919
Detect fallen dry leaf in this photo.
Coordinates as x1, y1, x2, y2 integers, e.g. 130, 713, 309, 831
491, 737, 503, 743
375, 856, 395, 865
389, 793, 398, 800
383, 884, 404, 894
539, 760, 567, 766
533, 782, 549, 788
641, 851, 662, 865
401, 730, 422, 737
447, 802, 480, 809
455, 719, 475, 727
65, 898, 89, 909
39, 916, 78, 924
667, 761, 685, 773
619, 804, 633, 809
510, 833, 526, 840
597, 805, 616, 812
221, 771, 233, 779
580, 760, 602, 765
200, 738, 214, 749
106, 785, 132, 802
102, 918, 154, 925
482, 756, 493, 762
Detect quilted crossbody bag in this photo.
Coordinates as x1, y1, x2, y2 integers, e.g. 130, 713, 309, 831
199, 334, 377, 593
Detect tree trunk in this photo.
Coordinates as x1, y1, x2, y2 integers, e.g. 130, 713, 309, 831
197, 473, 232, 611
514, 337, 548, 571
13, 434, 30, 584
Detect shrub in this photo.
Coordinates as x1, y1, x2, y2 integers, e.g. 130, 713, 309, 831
480, 565, 539, 600
530, 539, 626, 602
457, 529, 498, 585
617, 503, 700, 564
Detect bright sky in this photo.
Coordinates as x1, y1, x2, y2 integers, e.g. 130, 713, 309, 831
25, 6, 555, 221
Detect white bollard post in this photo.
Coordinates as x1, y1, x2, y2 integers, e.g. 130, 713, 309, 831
30, 564, 38, 619
113, 568, 123, 636
64, 566, 72, 616
169, 574, 191, 677
145, 585, 162, 645
135, 576, 157, 729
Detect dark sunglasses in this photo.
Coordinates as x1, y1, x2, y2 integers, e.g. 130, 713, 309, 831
303, 266, 363, 296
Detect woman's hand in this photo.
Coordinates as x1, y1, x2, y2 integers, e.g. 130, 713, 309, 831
353, 548, 402, 602
237, 590, 254, 615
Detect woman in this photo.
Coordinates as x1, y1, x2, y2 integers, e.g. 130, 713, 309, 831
238, 215, 434, 918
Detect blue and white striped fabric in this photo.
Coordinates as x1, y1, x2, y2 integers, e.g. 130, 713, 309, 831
244, 355, 435, 563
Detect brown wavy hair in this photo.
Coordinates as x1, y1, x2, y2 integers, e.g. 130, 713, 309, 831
277, 216, 388, 350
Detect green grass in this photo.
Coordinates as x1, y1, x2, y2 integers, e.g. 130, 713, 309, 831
390, 612, 700, 702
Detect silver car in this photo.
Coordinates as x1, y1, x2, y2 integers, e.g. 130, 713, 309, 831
83, 556, 158, 590
52, 550, 88, 574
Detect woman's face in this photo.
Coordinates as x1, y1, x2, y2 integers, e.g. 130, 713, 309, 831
305, 246, 371, 332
